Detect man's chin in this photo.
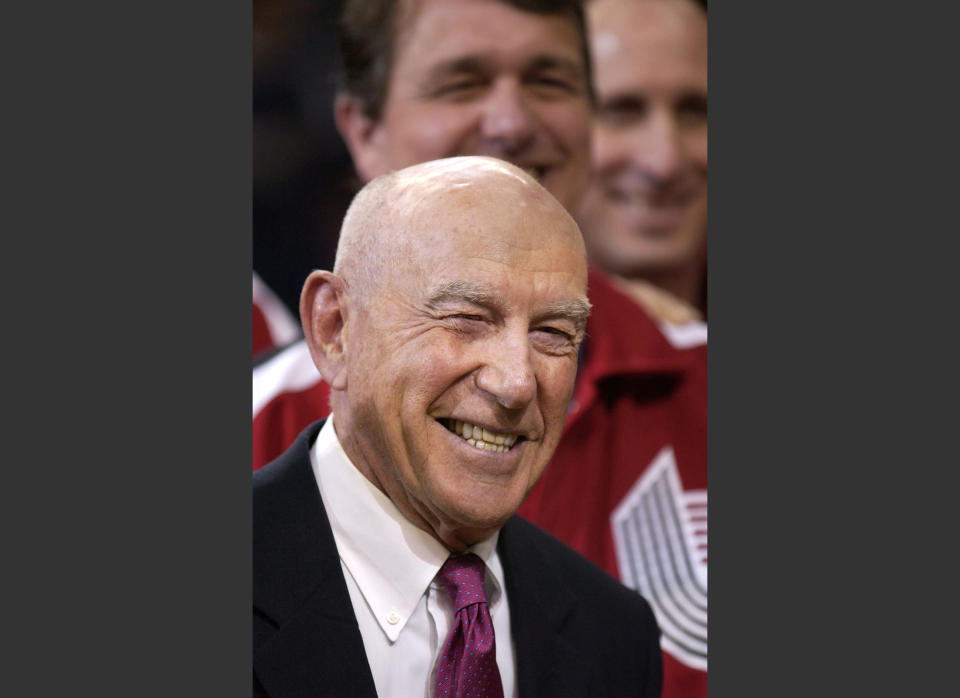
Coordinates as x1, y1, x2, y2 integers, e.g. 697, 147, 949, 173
587, 230, 690, 274
451, 501, 515, 532
431, 495, 520, 546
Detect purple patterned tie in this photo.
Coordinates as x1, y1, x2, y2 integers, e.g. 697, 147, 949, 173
434, 553, 505, 698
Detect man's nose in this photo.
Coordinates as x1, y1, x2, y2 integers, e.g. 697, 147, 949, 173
475, 333, 537, 410
478, 80, 537, 153
634, 108, 683, 182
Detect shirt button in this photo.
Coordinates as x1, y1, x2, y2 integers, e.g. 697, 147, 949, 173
386, 611, 401, 625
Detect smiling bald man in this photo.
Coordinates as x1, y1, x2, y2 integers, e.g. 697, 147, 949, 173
253, 157, 661, 698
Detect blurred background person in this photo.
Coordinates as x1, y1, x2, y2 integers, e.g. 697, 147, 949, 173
524, 3, 709, 695
252, 2, 706, 696
579, 0, 708, 323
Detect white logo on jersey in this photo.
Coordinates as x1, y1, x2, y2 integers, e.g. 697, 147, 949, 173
611, 446, 708, 671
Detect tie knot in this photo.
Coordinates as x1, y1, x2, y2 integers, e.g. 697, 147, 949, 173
437, 553, 488, 612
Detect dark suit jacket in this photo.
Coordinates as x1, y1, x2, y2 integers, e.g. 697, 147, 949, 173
254, 421, 663, 697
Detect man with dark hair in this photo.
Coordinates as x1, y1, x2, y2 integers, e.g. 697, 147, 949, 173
254, 156, 662, 697
336, 0, 593, 123
333, 0, 593, 218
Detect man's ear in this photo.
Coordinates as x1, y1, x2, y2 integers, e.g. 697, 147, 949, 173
334, 94, 389, 182
300, 270, 350, 391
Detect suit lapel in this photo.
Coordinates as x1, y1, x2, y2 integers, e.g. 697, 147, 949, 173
253, 421, 378, 698
498, 517, 598, 698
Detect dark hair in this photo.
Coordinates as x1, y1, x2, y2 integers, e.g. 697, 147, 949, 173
337, 0, 593, 120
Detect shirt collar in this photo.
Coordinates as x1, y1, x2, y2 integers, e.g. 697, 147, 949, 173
310, 415, 502, 642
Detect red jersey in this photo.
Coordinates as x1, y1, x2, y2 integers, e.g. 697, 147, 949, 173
519, 269, 707, 698
252, 272, 300, 356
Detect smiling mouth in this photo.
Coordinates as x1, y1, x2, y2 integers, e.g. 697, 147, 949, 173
440, 419, 522, 453
606, 183, 698, 210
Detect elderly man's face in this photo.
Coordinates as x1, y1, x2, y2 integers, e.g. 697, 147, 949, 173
348, 0, 592, 213
578, 0, 707, 276
342, 172, 588, 549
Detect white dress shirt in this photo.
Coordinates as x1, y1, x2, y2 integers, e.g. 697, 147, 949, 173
310, 416, 518, 698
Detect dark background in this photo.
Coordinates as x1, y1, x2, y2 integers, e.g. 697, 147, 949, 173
254, 0, 353, 315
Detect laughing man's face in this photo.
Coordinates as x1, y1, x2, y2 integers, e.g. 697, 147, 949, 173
340, 163, 589, 550
352, 0, 593, 213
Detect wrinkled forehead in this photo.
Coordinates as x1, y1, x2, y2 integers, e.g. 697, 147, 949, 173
373, 168, 583, 281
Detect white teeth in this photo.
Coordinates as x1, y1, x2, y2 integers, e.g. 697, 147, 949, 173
452, 420, 518, 453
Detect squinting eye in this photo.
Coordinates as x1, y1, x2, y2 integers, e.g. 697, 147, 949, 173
531, 328, 577, 357
539, 326, 571, 337
529, 75, 580, 96
536, 77, 569, 88
432, 80, 485, 98
533, 326, 576, 348
443, 314, 489, 337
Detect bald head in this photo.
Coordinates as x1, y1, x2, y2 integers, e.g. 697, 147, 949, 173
333, 156, 586, 309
